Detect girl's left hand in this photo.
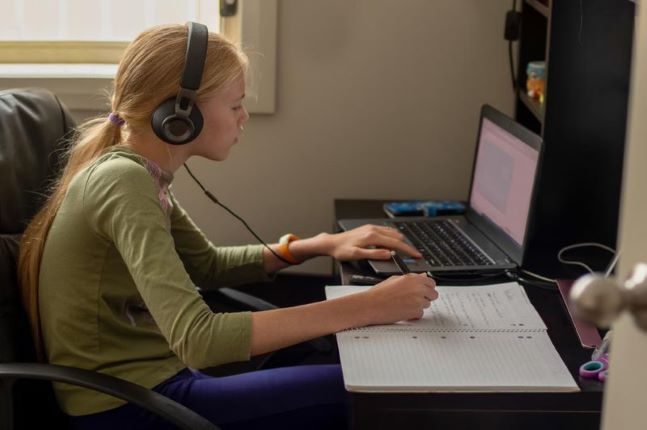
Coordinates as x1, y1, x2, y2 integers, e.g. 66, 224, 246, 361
316, 224, 422, 261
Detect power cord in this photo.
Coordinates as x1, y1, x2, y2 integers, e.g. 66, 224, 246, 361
510, 242, 620, 290
604, 252, 621, 277
505, 269, 557, 291
520, 269, 556, 284
183, 162, 294, 265
557, 242, 617, 275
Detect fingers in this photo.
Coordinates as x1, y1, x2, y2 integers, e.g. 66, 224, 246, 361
365, 235, 422, 259
399, 273, 438, 310
413, 274, 437, 312
420, 274, 438, 302
370, 273, 437, 324
357, 246, 422, 261
353, 247, 393, 260
349, 225, 423, 259
426, 286, 439, 301
361, 224, 403, 239
413, 272, 437, 288
420, 277, 437, 307
392, 242, 423, 259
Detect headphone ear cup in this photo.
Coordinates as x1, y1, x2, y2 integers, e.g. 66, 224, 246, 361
190, 104, 204, 139
151, 97, 204, 145
151, 98, 175, 142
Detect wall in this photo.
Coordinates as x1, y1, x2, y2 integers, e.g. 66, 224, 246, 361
9, 0, 515, 275
173, 0, 514, 274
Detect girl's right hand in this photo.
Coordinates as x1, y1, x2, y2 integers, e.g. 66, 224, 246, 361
362, 273, 438, 325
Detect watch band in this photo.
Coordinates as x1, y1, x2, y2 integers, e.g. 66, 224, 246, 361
277, 233, 301, 264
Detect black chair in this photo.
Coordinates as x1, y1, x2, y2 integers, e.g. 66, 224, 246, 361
0, 88, 218, 429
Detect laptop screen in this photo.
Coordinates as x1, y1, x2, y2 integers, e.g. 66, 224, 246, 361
469, 116, 540, 246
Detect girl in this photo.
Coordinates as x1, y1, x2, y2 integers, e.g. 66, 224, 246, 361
18, 23, 437, 430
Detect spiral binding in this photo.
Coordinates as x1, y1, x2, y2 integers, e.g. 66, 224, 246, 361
341, 327, 545, 334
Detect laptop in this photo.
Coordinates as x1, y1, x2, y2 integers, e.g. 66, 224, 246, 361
338, 104, 543, 275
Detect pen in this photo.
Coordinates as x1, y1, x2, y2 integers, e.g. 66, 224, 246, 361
390, 250, 410, 274
391, 250, 435, 302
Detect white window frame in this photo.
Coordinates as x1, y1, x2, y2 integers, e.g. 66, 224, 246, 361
0, 0, 277, 114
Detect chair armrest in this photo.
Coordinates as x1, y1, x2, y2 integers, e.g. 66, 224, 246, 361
0, 363, 219, 430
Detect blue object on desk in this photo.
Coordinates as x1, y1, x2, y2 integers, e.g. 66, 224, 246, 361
420, 200, 466, 216
383, 200, 465, 218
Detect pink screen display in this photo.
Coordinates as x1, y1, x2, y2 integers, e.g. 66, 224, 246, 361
469, 118, 539, 245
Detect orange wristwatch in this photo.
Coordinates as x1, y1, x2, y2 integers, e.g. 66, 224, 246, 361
277, 233, 301, 264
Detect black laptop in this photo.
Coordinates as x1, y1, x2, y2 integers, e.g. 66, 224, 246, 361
338, 104, 543, 275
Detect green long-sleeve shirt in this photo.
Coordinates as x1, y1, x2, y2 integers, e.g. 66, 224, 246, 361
38, 147, 270, 416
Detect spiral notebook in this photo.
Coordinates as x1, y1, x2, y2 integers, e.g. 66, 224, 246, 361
325, 282, 579, 392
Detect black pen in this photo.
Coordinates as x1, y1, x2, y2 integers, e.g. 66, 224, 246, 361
390, 250, 410, 274
392, 251, 435, 302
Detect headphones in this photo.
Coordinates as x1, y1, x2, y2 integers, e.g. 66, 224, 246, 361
151, 22, 208, 145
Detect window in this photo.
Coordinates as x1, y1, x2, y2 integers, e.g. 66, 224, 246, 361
0, 0, 221, 63
0, 0, 276, 113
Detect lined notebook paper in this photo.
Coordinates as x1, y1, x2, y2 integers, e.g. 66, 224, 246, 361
325, 282, 579, 393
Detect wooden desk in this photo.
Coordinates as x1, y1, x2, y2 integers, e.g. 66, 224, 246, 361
334, 199, 603, 430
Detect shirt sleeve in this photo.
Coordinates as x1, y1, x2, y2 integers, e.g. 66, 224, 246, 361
168, 192, 272, 288
81, 158, 252, 369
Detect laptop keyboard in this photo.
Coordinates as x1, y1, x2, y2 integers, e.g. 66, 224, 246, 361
392, 220, 494, 267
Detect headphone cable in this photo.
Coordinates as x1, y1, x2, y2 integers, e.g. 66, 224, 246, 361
183, 162, 294, 265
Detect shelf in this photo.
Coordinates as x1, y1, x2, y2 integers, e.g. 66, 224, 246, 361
519, 92, 545, 123
525, 0, 550, 18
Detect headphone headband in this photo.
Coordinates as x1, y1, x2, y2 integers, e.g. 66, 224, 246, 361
181, 22, 208, 91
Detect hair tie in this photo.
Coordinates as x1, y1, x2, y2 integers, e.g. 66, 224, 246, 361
108, 112, 126, 127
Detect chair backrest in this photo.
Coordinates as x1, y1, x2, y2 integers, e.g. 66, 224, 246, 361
0, 87, 75, 362
0, 87, 76, 427
0, 88, 74, 362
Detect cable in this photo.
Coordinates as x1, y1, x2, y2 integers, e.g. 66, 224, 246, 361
506, 243, 618, 289
520, 269, 557, 284
505, 269, 556, 291
557, 242, 616, 275
183, 162, 294, 265
605, 252, 621, 277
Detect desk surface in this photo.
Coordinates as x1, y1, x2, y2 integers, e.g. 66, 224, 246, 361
334, 199, 603, 430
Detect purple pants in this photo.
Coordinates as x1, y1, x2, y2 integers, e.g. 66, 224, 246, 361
69, 364, 348, 430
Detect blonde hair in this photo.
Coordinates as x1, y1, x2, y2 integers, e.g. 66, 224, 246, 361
18, 23, 247, 360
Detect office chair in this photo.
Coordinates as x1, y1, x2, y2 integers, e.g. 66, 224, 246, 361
0, 87, 218, 429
